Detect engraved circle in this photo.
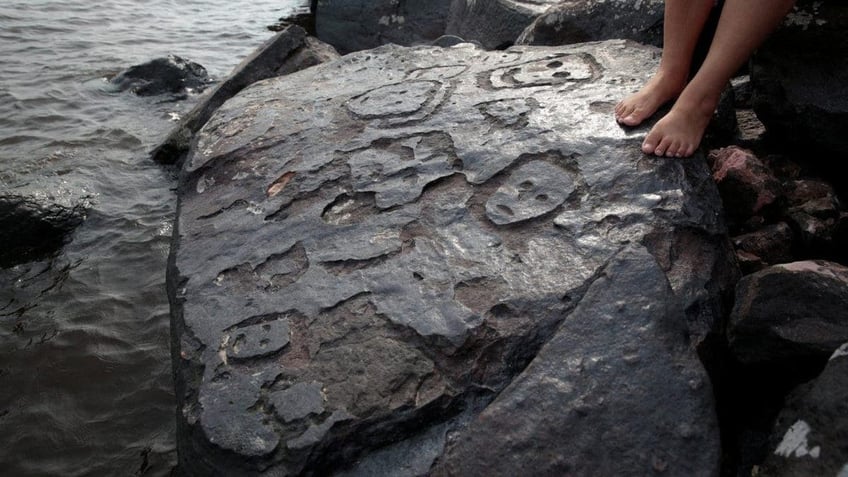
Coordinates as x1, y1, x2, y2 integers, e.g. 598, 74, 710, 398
346, 80, 440, 118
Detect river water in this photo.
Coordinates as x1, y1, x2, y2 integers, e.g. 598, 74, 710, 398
0, 1, 309, 475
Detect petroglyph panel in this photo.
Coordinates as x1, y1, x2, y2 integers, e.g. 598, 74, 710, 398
170, 40, 730, 476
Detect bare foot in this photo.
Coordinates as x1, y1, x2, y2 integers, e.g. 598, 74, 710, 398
640, 94, 717, 158
614, 71, 686, 127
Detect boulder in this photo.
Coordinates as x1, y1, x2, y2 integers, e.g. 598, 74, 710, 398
152, 26, 338, 164
786, 179, 839, 219
729, 261, 848, 365
110, 55, 212, 97
732, 222, 794, 273
708, 146, 782, 225
431, 246, 720, 476
516, 0, 664, 47
168, 41, 735, 475
759, 343, 848, 476
0, 194, 87, 268
751, 0, 848, 156
784, 179, 841, 256
446, 0, 559, 50
314, 0, 452, 54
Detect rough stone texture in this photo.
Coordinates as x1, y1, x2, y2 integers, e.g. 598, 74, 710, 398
168, 41, 735, 475
152, 27, 338, 164
446, 0, 559, 50
735, 109, 766, 148
314, 0, 452, 54
110, 55, 212, 97
0, 194, 87, 268
708, 146, 782, 225
759, 343, 848, 477
729, 261, 848, 365
516, 0, 664, 48
751, 0, 848, 156
732, 222, 794, 273
275, 36, 340, 77
431, 246, 720, 476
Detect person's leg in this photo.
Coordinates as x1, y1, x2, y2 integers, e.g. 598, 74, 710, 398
614, 0, 715, 126
643, 0, 796, 157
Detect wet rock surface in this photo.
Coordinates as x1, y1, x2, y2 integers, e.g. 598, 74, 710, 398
152, 26, 338, 164
110, 55, 212, 98
168, 40, 735, 475
0, 194, 87, 268
516, 0, 664, 48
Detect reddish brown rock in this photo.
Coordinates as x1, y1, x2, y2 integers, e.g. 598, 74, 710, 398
708, 146, 782, 224
732, 222, 794, 273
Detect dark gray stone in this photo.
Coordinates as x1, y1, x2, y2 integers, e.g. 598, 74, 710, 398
729, 260, 848, 365
516, 0, 664, 47
168, 40, 734, 475
0, 194, 87, 268
152, 27, 338, 164
446, 0, 559, 50
110, 55, 211, 97
314, 0, 452, 54
760, 342, 848, 476
751, 0, 848, 156
432, 246, 720, 476
270, 382, 324, 423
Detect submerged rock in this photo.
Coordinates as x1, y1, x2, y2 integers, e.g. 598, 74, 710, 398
168, 40, 734, 475
110, 55, 212, 97
0, 194, 87, 268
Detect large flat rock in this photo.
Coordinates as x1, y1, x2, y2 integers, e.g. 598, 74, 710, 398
168, 40, 734, 475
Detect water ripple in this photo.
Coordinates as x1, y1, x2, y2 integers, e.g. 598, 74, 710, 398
0, 0, 309, 474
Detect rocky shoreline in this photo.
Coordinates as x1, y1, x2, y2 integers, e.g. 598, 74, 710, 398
163, 1, 846, 475
3, 0, 844, 475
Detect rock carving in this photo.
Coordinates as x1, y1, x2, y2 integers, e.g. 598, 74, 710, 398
168, 40, 734, 475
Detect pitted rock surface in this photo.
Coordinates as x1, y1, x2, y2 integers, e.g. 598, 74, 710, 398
169, 41, 732, 475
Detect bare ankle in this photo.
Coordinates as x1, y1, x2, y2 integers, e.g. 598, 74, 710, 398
650, 67, 688, 95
